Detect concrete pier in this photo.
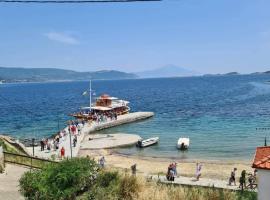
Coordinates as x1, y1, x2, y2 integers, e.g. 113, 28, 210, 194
25, 112, 154, 159
85, 112, 154, 133
81, 133, 141, 149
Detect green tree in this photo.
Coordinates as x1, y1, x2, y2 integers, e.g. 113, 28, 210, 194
19, 158, 98, 200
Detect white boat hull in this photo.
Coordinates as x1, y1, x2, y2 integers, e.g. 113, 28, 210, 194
137, 137, 159, 148
177, 138, 190, 150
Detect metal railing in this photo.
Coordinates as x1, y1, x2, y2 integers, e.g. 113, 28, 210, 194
3, 151, 57, 169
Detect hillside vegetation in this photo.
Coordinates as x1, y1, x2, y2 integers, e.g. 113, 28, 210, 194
19, 158, 257, 200
0, 67, 137, 83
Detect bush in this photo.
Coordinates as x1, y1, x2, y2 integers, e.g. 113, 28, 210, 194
80, 171, 141, 200
19, 158, 98, 200
86, 171, 120, 200
118, 174, 140, 200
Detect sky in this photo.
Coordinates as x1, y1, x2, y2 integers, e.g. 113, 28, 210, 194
0, 0, 270, 74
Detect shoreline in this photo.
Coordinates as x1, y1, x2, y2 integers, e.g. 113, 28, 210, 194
79, 148, 253, 180
111, 149, 252, 164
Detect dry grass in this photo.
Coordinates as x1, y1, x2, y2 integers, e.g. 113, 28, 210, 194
133, 176, 255, 200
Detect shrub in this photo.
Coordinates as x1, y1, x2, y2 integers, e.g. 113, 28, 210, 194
84, 171, 120, 200
118, 174, 140, 200
80, 171, 141, 200
19, 158, 98, 200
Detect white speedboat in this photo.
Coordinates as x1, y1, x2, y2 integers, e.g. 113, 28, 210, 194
137, 137, 159, 148
177, 138, 190, 150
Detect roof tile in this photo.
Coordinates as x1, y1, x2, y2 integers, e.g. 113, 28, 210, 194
252, 146, 270, 170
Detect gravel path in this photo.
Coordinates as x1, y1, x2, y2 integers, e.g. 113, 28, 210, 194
0, 164, 29, 200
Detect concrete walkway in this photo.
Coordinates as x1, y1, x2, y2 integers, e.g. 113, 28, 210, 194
0, 164, 29, 200
81, 133, 141, 149
26, 112, 153, 160
151, 175, 256, 191
26, 123, 88, 159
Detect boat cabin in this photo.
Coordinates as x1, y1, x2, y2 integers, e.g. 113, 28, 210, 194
71, 94, 130, 120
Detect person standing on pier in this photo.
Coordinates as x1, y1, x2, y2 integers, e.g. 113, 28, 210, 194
40, 140, 44, 151
77, 125, 81, 136
60, 147, 65, 159
71, 125, 76, 135
73, 135, 77, 147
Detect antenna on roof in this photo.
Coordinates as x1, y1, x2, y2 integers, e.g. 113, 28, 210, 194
265, 136, 267, 146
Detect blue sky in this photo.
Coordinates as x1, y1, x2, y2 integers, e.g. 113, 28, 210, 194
0, 0, 270, 74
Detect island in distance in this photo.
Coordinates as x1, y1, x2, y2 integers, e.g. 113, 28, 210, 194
1, 66, 270, 83
0, 67, 137, 83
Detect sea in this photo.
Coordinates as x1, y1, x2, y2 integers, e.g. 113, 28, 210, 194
1, 74, 270, 161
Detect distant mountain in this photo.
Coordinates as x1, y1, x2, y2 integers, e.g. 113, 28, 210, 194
203, 72, 240, 77
136, 65, 198, 78
224, 72, 240, 76
0, 67, 137, 83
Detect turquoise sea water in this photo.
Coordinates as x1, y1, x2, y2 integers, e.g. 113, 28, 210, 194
1, 75, 270, 160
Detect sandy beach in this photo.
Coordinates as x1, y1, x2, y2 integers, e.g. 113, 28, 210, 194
79, 149, 252, 181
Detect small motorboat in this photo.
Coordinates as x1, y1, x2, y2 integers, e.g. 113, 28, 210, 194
137, 137, 159, 148
177, 138, 190, 150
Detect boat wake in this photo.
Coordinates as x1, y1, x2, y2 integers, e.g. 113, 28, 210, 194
235, 82, 270, 101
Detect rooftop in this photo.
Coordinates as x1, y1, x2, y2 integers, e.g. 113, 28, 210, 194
252, 146, 270, 170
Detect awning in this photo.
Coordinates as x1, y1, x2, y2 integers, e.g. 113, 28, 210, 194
91, 106, 112, 111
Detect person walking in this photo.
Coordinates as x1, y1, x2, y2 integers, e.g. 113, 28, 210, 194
73, 135, 77, 147
40, 140, 44, 151
71, 125, 76, 135
99, 156, 105, 168
195, 163, 202, 181
239, 170, 246, 191
172, 162, 178, 177
60, 147, 65, 160
229, 168, 237, 186
78, 125, 81, 136
131, 164, 137, 176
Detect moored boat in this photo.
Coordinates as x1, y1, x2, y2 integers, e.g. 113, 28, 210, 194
177, 137, 190, 150
137, 137, 159, 148
70, 81, 130, 121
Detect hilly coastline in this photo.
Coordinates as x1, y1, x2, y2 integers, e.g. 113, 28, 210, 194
0, 67, 137, 83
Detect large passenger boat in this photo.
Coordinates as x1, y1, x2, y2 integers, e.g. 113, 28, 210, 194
70, 81, 130, 121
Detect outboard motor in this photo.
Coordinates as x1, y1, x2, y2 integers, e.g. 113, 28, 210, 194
180, 142, 185, 150
137, 140, 142, 147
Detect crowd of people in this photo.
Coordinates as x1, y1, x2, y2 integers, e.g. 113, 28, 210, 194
39, 119, 85, 159
76, 110, 119, 124
91, 111, 118, 124
164, 162, 257, 190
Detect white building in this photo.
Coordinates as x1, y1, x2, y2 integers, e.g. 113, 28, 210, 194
252, 146, 270, 200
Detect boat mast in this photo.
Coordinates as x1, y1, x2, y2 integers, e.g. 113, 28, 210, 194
89, 80, 92, 111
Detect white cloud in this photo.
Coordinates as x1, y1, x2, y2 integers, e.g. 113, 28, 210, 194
44, 31, 79, 45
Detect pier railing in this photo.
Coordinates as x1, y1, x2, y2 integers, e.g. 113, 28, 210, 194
3, 151, 57, 169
